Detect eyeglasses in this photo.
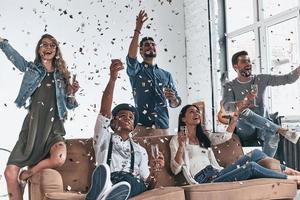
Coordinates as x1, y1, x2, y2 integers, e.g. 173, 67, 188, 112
40, 43, 57, 49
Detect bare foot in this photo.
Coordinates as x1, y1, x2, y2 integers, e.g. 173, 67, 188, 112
284, 167, 300, 176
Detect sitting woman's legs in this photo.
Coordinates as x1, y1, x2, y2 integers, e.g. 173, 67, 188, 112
217, 149, 267, 177
4, 165, 22, 200
212, 161, 287, 183
19, 141, 66, 181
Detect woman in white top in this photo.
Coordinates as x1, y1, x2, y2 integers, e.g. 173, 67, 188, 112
170, 104, 300, 184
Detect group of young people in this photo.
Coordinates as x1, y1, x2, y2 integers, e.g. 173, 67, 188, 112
2, 9, 300, 200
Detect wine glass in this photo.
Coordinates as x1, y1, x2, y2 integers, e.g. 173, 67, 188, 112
151, 144, 161, 171
250, 84, 258, 107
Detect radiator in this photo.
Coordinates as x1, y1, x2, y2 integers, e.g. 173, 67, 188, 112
280, 119, 300, 170
282, 138, 300, 170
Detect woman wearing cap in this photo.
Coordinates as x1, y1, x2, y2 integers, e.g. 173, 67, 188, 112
0, 34, 79, 199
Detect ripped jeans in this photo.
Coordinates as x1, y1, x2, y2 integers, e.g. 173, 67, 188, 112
236, 109, 280, 157
212, 149, 287, 182
195, 149, 287, 183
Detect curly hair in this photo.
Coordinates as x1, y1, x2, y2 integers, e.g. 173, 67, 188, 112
34, 34, 71, 94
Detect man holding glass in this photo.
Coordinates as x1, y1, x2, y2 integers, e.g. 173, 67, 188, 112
86, 59, 165, 200
126, 10, 181, 137
222, 50, 300, 157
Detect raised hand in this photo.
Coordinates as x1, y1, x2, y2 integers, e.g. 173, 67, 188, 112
110, 59, 124, 81
177, 130, 187, 147
135, 10, 148, 32
70, 80, 80, 94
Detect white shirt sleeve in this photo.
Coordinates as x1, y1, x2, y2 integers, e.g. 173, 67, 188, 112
94, 114, 112, 164
208, 149, 223, 170
205, 131, 232, 145
138, 146, 150, 181
169, 135, 184, 175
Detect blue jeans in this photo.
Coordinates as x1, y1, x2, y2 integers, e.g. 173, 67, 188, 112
111, 171, 147, 197
236, 109, 280, 157
211, 149, 287, 183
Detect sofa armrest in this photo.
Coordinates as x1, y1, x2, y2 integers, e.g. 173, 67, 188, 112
29, 169, 64, 200
44, 192, 85, 200
40, 169, 64, 194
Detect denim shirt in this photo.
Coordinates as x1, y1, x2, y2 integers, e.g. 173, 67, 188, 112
126, 56, 181, 129
0, 40, 78, 120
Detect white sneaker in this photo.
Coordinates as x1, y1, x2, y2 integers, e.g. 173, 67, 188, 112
86, 163, 112, 200
101, 181, 131, 200
283, 130, 300, 144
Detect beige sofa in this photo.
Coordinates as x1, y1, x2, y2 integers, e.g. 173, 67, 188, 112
28, 137, 186, 200
28, 101, 297, 200
28, 135, 297, 200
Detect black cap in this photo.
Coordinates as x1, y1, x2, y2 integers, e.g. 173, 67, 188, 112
111, 103, 139, 128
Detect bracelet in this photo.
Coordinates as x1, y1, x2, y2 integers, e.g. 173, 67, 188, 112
134, 29, 141, 34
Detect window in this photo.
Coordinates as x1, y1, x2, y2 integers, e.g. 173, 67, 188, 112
262, 0, 298, 18
266, 18, 300, 115
225, 0, 254, 32
224, 0, 300, 118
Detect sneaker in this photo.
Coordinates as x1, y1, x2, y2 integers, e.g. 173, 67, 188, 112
101, 181, 131, 200
282, 130, 300, 144
86, 163, 112, 200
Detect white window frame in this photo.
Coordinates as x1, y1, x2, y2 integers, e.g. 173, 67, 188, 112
224, 0, 300, 120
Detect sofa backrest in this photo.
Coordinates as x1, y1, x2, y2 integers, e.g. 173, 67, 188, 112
56, 138, 95, 193
54, 101, 242, 191
134, 135, 187, 187
211, 134, 244, 167
132, 101, 206, 187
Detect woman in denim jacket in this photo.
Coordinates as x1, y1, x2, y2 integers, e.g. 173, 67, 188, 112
0, 34, 79, 200
170, 103, 300, 186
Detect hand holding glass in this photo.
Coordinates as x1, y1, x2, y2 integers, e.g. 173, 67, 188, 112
250, 84, 258, 107
151, 144, 161, 171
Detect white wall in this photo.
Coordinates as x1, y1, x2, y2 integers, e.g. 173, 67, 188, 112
184, 0, 214, 128
0, 0, 186, 196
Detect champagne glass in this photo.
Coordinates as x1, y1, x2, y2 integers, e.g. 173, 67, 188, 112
250, 84, 258, 107
151, 144, 161, 171
68, 73, 77, 96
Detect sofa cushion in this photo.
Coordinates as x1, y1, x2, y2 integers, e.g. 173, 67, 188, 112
40, 169, 64, 194
29, 169, 63, 200
182, 178, 297, 200
130, 187, 185, 200
44, 192, 85, 200
56, 138, 96, 193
